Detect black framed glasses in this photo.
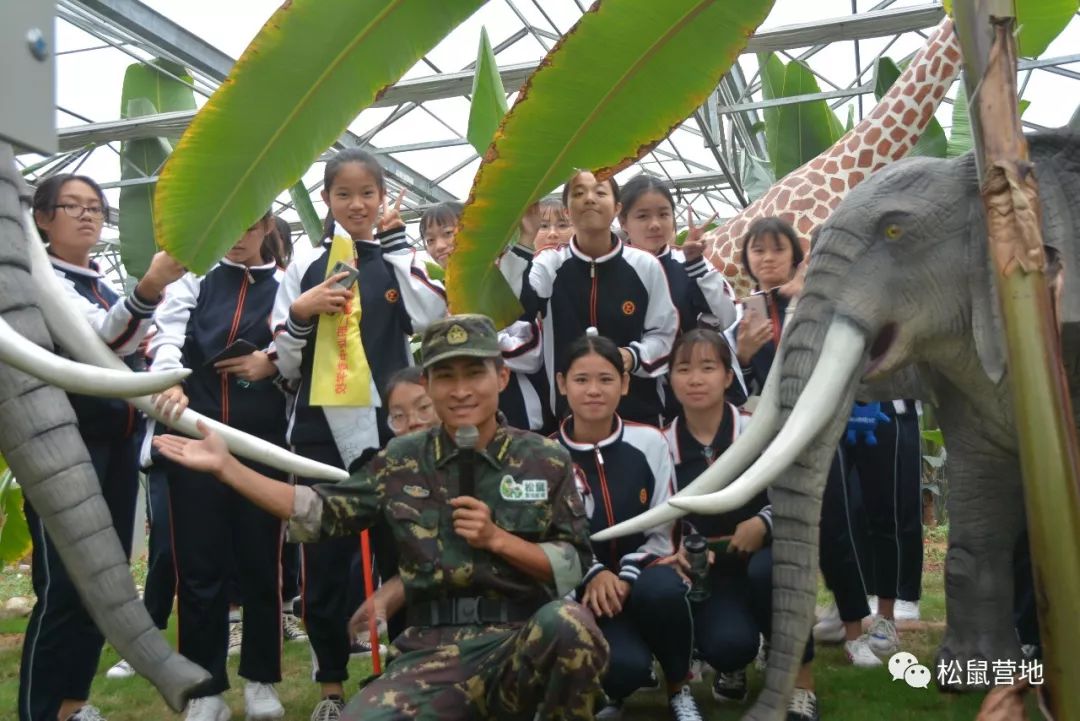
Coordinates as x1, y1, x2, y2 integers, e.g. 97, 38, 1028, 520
53, 203, 105, 220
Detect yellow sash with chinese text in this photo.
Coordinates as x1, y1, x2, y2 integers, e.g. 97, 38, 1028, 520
309, 235, 372, 407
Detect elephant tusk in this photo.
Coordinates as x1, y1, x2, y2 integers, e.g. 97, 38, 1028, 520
0, 315, 190, 397
21, 210, 348, 483
669, 318, 866, 516
591, 344, 786, 543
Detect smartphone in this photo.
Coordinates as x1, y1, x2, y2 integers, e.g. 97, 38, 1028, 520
329, 260, 359, 289
203, 339, 259, 368
742, 292, 768, 321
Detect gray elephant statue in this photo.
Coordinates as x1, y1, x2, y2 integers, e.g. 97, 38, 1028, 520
598, 132, 1080, 720
0, 144, 348, 711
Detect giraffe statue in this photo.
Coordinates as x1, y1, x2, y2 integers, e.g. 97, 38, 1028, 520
705, 17, 963, 296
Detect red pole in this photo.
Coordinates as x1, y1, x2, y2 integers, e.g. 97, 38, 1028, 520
359, 530, 381, 675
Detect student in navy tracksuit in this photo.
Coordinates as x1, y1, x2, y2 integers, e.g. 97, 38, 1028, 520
500, 171, 678, 426
554, 332, 702, 721
149, 211, 290, 721
272, 149, 446, 718
725, 217, 820, 720
20, 174, 185, 721
617, 174, 745, 411
663, 329, 818, 720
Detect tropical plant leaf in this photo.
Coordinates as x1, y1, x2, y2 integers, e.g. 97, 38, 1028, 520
739, 150, 775, 203
843, 105, 855, 134
289, 181, 325, 247
946, 84, 972, 159
119, 59, 196, 278
155, 0, 486, 274
425, 261, 446, 282
758, 53, 844, 179
943, 0, 1078, 57
0, 470, 31, 566
448, 0, 775, 326
921, 428, 945, 446
466, 27, 509, 156
872, 57, 946, 158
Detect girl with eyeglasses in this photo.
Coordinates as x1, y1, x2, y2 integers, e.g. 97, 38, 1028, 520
21, 174, 185, 721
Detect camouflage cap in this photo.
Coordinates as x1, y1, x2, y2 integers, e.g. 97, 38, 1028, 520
420, 314, 502, 369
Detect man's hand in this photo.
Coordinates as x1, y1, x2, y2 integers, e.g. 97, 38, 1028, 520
729, 516, 768, 555
153, 420, 233, 476
450, 496, 503, 551
214, 350, 277, 381
348, 576, 404, 640
152, 384, 188, 422
582, 569, 630, 618
290, 273, 354, 322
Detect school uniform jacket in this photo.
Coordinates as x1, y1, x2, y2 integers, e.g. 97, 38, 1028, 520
556, 416, 675, 589
663, 403, 772, 544
149, 259, 286, 441
497, 317, 553, 432
725, 288, 789, 395
271, 226, 446, 447
500, 234, 678, 423
50, 255, 159, 440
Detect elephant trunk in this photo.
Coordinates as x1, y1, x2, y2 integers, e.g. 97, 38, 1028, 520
744, 294, 865, 721
0, 146, 209, 712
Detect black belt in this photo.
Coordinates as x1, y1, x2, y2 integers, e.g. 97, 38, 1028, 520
406, 597, 542, 627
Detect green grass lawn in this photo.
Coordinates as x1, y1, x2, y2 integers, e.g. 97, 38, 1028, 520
0, 526, 1029, 719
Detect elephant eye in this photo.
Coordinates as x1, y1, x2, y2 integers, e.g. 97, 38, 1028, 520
884, 223, 903, 240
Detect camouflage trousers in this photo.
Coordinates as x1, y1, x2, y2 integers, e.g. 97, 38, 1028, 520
343, 600, 608, 721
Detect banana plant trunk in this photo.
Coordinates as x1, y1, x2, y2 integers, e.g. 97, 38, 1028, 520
955, 3, 1080, 717
745, 291, 862, 721
0, 144, 208, 711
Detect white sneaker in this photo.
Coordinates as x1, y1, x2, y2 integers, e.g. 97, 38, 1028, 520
185, 695, 231, 721
868, 615, 900, 656
244, 682, 284, 720
867, 595, 878, 615
105, 659, 135, 679
595, 700, 623, 720
812, 603, 844, 643
309, 697, 345, 721
895, 599, 921, 621
669, 685, 705, 721
228, 620, 243, 657
349, 638, 388, 657
787, 688, 820, 721
65, 707, 107, 721
844, 635, 884, 667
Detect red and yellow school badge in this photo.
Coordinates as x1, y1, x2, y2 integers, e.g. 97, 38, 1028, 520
639, 488, 648, 505
385, 289, 400, 303
622, 301, 636, 316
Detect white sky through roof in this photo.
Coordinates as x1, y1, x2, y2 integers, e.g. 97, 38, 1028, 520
20, 0, 1080, 285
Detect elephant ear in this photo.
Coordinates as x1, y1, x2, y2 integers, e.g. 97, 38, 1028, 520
964, 177, 1008, 386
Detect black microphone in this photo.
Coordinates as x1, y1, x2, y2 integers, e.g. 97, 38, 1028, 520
455, 425, 480, 498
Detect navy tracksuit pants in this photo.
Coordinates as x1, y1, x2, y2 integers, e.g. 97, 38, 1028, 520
597, 565, 693, 700
820, 405, 924, 622
693, 546, 815, 672
294, 442, 401, 683
18, 433, 141, 721
142, 465, 174, 630
167, 458, 284, 696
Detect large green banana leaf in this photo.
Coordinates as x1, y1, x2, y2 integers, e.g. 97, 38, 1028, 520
0, 464, 30, 566
448, 0, 775, 327
155, 0, 485, 273
119, 59, 196, 277
946, 83, 1028, 158
289, 181, 325, 247
467, 28, 509, 156
758, 53, 844, 179
873, 57, 947, 158
943, 0, 1078, 57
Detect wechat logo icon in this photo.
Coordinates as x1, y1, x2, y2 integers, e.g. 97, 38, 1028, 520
889, 652, 932, 689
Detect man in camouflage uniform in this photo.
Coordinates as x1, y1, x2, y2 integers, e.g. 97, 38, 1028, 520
156, 314, 607, 720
